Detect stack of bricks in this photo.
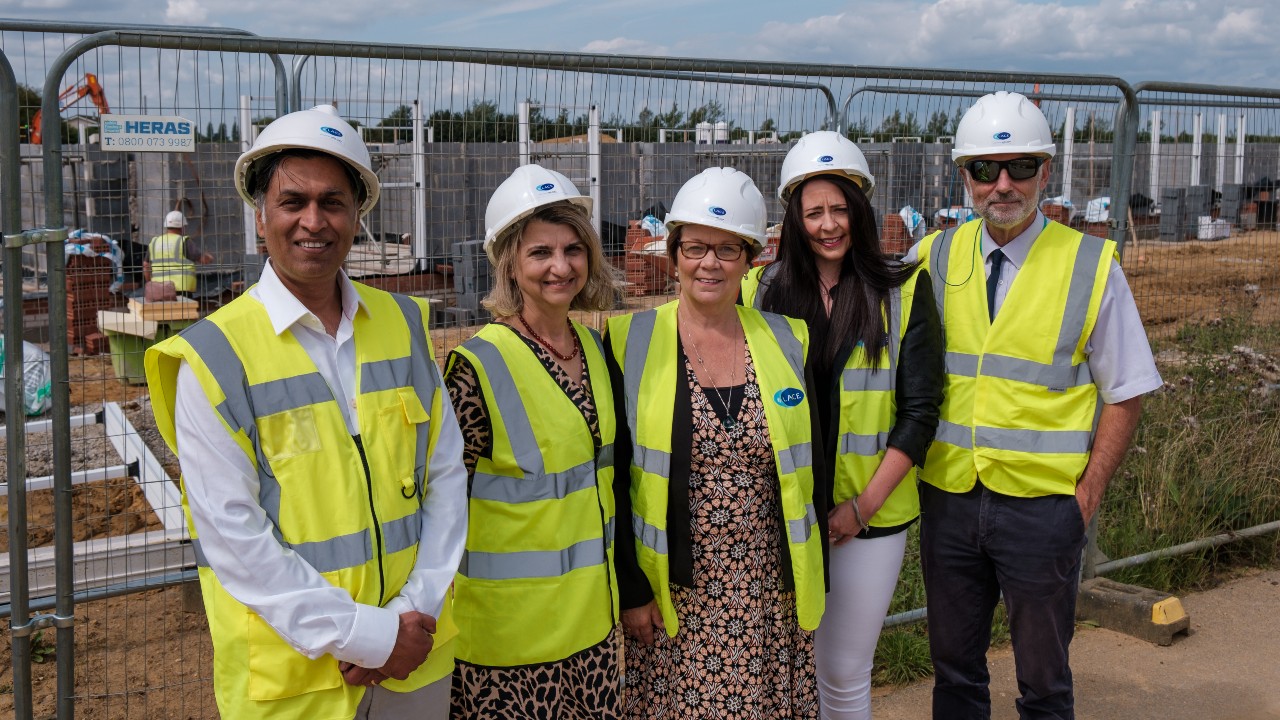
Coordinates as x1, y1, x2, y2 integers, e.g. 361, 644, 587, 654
623, 220, 670, 297
880, 213, 911, 257
66, 254, 119, 354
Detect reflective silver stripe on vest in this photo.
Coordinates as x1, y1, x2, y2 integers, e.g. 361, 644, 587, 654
981, 354, 1094, 389
759, 311, 805, 384
289, 528, 373, 574
464, 334, 604, 504
975, 426, 1093, 455
391, 295, 439, 497
632, 511, 668, 555
192, 538, 210, 568
928, 228, 955, 321
634, 444, 671, 478
840, 431, 890, 457
597, 442, 615, 470
622, 311, 669, 482
935, 419, 973, 449
459, 536, 608, 580
751, 262, 779, 310
787, 503, 818, 544
622, 310, 658, 437
843, 367, 893, 392
361, 356, 414, 394
472, 459, 601, 504
179, 319, 283, 528
886, 286, 902, 377
778, 442, 813, 476
945, 351, 980, 378
382, 512, 421, 555
249, 372, 333, 417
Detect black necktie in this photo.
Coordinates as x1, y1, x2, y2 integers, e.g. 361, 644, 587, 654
987, 249, 1005, 322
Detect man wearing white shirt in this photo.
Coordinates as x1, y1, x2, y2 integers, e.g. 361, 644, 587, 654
145, 105, 466, 719
906, 92, 1162, 720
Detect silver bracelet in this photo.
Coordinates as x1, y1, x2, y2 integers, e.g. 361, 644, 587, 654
850, 497, 869, 532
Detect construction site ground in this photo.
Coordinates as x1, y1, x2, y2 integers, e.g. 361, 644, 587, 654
4, 227, 1280, 717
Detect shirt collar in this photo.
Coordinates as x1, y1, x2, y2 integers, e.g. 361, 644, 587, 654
980, 209, 1046, 270
256, 259, 367, 337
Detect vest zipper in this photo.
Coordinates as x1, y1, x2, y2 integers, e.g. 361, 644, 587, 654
353, 435, 386, 605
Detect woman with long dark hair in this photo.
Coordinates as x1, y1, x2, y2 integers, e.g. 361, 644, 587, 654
743, 132, 944, 720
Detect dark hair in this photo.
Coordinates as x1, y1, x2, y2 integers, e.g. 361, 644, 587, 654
249, 149, 365, 208
761, 174, 919, 374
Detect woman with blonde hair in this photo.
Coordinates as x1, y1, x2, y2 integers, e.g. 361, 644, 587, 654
445, 164, 624, 718
609, 167, 827, 720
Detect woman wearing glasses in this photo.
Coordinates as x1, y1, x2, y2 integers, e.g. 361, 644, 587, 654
445, 164, 624, 719
607, 167, 826, 720
741, 133, 943, 720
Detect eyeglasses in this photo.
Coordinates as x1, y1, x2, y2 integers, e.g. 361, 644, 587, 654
678, 242, 747, 261
964, 157, 1046, 184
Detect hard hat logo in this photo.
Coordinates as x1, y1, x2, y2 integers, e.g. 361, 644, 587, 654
994, 132, 1012, 141
709, 206, 728, 217
817, 155, 835, 163
321, 126, 343, 138
536, 183, 556, 192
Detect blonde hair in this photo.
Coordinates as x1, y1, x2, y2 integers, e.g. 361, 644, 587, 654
483, 203, 622, 317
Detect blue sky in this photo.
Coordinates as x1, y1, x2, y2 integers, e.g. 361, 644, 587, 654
1, 0, 1276, 88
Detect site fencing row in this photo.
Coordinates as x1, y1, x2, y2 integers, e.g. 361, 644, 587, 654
1, 22, 1278, 719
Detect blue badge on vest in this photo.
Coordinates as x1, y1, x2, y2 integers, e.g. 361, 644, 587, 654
774, 388, 805, 407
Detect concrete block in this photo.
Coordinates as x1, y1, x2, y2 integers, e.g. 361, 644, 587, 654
1077, 577, 1190, 646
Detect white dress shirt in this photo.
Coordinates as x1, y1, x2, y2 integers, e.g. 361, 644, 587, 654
905, 211, 1163, 404
173, 260, 468, 669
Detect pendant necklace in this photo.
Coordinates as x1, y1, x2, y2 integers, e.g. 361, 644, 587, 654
683, 315, 744, 440
517, 312, 580, 362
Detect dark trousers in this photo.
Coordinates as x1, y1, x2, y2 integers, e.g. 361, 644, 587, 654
920, 482, 1088, 720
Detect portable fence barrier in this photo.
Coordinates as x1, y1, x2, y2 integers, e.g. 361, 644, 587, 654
1, 26, 1278, 718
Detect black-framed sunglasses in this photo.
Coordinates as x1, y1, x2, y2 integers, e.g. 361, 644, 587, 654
678, 241, 747, 261
964, 156, 1046, 184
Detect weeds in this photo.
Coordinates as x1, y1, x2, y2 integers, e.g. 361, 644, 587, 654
872, 309, 1280, 686
30, 630, 55, 664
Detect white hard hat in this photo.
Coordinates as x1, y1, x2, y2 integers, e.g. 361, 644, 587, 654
164, 210, 186, 228
952, 91, 1057, 165
779, 131, 876, 202
483, 164, 593, 264
665, 167, 767, 249
234, 104, 380, 216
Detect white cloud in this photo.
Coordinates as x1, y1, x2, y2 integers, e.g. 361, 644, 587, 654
165, 0, 208, 25
581, 37, 670, 56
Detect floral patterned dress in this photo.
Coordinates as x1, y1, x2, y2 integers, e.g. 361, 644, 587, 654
623, 347, 818, 720
445, 325, 622, 720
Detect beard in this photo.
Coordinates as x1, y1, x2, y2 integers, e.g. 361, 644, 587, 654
975, 188, 1039, 229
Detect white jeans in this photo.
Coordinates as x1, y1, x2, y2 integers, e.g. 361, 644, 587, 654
814, 531, 908, 720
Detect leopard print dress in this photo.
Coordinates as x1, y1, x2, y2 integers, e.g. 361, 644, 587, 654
444, 324, 622, 720
623, 348, 819, 720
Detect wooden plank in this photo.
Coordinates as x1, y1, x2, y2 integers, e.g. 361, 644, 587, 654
0, 528, 194, 605
128, 296, 200, 321
102, 401, 184, 530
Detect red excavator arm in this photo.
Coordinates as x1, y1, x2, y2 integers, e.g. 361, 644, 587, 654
30, 73, 111, 144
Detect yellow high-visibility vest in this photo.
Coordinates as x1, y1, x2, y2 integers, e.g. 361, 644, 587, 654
448, 321, 618, 666
915, 219, 1115, 497
146, 286, 455, 719
149, 232, 196, 292
745, 263, 924, 526
607, 301, 825, 634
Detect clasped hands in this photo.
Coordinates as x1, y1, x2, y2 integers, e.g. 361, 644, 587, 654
339, 610, 437, 687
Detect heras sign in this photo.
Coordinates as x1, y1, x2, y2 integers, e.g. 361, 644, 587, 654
100, 114, 196, 153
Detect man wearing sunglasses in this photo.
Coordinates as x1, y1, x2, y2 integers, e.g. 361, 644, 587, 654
906, 91, 1161, 720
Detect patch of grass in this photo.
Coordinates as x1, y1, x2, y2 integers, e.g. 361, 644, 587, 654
30, 629, 55, 664
873, 626, 933, 686
872, 310, 1280, 687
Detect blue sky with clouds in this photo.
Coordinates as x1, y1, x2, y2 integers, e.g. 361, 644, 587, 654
1, 0, 1275, 88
